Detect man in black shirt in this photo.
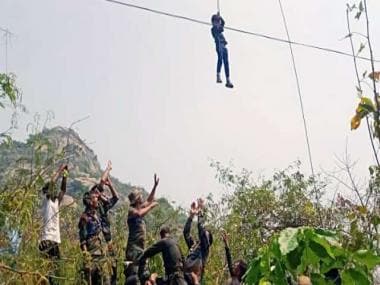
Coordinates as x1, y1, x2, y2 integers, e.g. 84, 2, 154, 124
138, 226, 186, 285
211, 12, 234, 88
183, 199, 213, 285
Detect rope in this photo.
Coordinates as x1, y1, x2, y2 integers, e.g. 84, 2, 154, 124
0, 28, 12, 73
277, 0, 315, 177
217, 0, 220, 14
277, 0, 324, 225
102, 0, 379, 63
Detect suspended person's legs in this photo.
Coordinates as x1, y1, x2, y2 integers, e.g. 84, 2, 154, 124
216, 48, 223, 83
222, 46, 233, 88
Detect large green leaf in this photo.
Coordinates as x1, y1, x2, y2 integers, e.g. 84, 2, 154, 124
272, 261, 288, 285
286, 246, 304, 271
341, 268, 370, 285
245, 258, 262, 284
299, 246, 320, 272
353, 250, 380, 270
270, 240, 282, 260
279, 228, 299, 255
310, 234, 335, 259
309, 240, 331, 261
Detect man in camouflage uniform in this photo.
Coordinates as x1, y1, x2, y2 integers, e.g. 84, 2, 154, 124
79, 192, 111, 285
124, 174, 160, 284
83, 161, 118, 285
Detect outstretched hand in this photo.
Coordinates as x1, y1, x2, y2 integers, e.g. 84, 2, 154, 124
197, 198, 205, 210
153, 174, 159, 189
221, 229, 229, 246
59, 164, 68, 173
189, 201, 198, 217
104, 176, 113, 187
106, 160, 112, 171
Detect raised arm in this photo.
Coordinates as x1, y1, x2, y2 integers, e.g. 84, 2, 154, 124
58, 166, 68, 204
220, 16, 225, 27
197, 212, 208, 253
51, 164, 67, 183
145, 174, 159, 205
183, 202, 198, 249
197, 199, 210, 258
99, 160, 112, 187
130, 201, 159, 218
104, 176, 119, 210
138, 240, 165, 281
140, 240, 165, 261
221, 230, 234, 277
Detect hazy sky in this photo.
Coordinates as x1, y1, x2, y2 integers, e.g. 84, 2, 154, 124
1, 0, 379, 206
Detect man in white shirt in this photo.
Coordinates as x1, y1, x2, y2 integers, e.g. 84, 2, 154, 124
39, 164, 68, 259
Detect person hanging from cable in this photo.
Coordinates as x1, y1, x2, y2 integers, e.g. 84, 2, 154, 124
83, 160, 119, 285
211, 12, 234, 88
124, 174, 160, 285
39, 164, 68, 285
221, 230, 247, 285
183, 198, 213, 285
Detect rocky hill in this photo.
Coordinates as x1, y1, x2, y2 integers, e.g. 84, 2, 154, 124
0, 127, 146, 203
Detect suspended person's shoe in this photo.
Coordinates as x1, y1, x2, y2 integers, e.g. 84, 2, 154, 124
225, 79, 234, 88
217, 73, 223, 83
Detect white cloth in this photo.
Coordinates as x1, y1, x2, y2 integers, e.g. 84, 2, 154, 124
41, 196, 61, 244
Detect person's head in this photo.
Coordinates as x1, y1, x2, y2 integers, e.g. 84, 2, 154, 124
42, 181, 57, 201
159, 225, 171, 239
89, 192, 99, 209
128, 189, 143, 207
233, 259, 247, 281
211, 14, 221, 26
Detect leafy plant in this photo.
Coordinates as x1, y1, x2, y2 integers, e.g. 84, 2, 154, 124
245, 227, 380, 285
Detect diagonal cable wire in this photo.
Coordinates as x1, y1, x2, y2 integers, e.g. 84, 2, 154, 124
102, 0, 379, 62
276, 0, 318, 193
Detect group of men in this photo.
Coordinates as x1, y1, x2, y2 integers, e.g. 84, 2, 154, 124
39, 163, 247, 284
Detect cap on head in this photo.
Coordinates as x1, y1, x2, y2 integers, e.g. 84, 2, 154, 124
128, 189, 142, 206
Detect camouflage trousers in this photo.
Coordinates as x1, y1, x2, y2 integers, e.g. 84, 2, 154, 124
83, 247, 112, 285
124, 245, 144, 284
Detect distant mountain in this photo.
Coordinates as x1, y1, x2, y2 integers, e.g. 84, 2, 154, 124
0, 126, 146, 203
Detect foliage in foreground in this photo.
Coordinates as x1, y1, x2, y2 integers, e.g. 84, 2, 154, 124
245, 227, 380, 285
